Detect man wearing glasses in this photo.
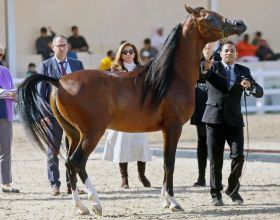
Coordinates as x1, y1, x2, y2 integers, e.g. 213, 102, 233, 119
38, 35, 85, 196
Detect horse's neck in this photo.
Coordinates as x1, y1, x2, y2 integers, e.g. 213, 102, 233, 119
174, 20, 204, 87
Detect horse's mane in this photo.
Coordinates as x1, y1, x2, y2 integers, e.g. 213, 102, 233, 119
141, 23, 182, 109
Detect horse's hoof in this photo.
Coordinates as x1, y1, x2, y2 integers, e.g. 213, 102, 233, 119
92, 204, 102, 216
78, 209, 90, 215
170, 204, 184, 212
74, 203, 90, 215
162, 199, 171, 209
76, 206, 90, 215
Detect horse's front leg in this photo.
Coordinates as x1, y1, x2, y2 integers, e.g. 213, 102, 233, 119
161, 125, 184, 212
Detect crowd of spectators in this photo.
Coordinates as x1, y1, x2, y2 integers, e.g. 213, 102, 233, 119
6, 26, 280, 77
33, 25, 167, 73
35, 25, 90, 61
235, 31, 280, 62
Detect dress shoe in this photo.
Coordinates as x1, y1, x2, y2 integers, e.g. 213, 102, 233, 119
2, 186, 20, 193
226, 190, 244, 205
51, 186, 60, 196
193, 180, 206, 187
211, 197, 224, 206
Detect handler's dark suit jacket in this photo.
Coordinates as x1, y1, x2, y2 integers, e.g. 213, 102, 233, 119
201, 61, 263, 127
38, 56, 84, 118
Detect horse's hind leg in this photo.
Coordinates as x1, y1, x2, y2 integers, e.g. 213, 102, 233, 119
50, 90, 89, 214
68, 130, 104, 216
66, 136, 90, 215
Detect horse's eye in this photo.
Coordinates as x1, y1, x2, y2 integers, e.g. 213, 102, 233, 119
207, 15, 214, 21
201, 11, 207, 17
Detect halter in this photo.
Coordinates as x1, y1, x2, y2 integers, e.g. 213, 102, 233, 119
219, 28, 228, 45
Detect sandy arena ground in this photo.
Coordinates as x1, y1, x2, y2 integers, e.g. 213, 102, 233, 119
0, 114, 279, 219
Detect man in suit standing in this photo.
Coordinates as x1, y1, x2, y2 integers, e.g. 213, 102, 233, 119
201, 41, 263, 206
38, 35, 84, 196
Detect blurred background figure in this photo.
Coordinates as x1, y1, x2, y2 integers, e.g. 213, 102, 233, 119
141, 51, 152, 65
151, 27, 165, 50
0, 45, 5, 66
236, 34, 258, 62
26, 62, 37, 77
35, 26, 56, 60
252, 31, 280, 61
68, 26, 89, 52
140, 38, 158, 60
120, 40, 127, 45
98, 50, 115, 71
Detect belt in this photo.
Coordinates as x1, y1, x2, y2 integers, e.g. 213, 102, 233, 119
196, 82, 207, 91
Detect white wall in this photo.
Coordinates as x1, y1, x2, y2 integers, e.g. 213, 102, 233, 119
13, 0, 206, 55
1, 0, 279, 55
0, 0, 280, 75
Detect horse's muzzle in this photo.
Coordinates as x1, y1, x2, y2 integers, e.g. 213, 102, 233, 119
224, 19, 247, 35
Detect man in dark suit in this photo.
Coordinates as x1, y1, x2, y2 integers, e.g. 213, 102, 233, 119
38, 35, 84, 196
201, 41, 263, 206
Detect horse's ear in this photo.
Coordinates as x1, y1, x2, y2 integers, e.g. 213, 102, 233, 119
185, 4, 195, 14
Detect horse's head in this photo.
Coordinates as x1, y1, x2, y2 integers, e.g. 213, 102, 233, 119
185, 5, 246, 42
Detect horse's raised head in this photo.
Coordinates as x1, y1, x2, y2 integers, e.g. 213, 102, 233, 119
185, 5, 247, 42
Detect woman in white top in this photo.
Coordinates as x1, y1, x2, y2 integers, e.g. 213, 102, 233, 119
102, 42, 152, 189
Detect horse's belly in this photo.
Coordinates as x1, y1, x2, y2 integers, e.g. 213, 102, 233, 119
108, 114, 162, 132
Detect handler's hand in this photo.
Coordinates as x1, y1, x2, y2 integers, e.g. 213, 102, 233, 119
241, 79, 252, 89
202, 60, 213, 72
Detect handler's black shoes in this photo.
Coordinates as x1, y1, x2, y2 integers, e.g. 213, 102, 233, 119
193, 178, 206, 187
211, 192, 224, 206
211, 197, 224, 206
225, 190, 244, 205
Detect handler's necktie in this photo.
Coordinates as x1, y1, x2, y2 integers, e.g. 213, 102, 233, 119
226, 65, 231, 90
59, 61, 67, 75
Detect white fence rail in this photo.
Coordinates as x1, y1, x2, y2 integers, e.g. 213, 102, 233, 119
239, 61, 280, 114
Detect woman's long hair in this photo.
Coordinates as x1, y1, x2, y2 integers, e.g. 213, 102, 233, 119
111, 42, 141, 71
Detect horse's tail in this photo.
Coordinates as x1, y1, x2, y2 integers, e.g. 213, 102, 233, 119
17, 74, 61, 155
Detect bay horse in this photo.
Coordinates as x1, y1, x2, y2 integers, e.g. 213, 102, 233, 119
17, 5, 246, 216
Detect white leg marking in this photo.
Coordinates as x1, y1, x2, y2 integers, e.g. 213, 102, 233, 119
72, 188, 89, 215
161, 184, 171, 208
85, 177, 102, 216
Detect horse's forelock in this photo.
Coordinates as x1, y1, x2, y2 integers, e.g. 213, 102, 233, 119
194, 7, 204, 13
